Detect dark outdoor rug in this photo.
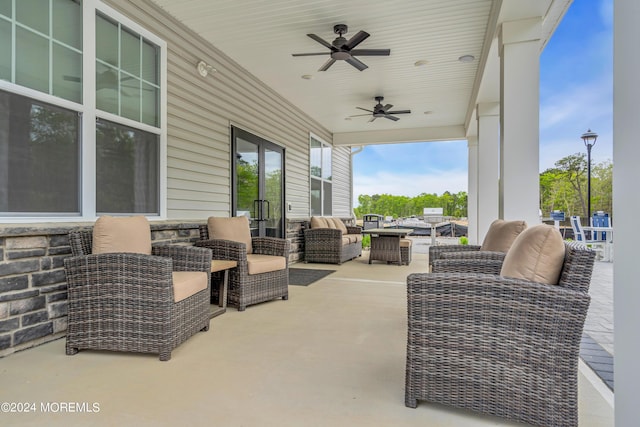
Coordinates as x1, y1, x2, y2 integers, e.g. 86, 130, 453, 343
289, 268, 336, 286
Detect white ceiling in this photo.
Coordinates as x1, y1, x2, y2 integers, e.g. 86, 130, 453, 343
148, 0, 570, 145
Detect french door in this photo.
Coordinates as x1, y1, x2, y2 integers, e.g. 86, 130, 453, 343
231, 127, 285, 238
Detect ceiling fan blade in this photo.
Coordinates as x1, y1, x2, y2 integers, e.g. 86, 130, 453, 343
343, 30, 369, 50
318, 58, 337, 71
382, 104, 393, 111
349, 113, 372, 117
345, 56, 368, 71
387, 110, 411, 115
292, 52, 330, 57
307, 33, 335, 50
350, 49, 391, 56
384, 114, 400, 121
368, 116, 377, 122
356, 107, 374, 113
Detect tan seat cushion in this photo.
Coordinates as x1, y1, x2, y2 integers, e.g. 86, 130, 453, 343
500, 224, 565, 285
352, 234, 363, 243
341, 236, 352, 246
246, 254, 287, 275
172, 271, 208, 302
480, 219, 528, 252
329, 217, 348, 234
208, 216, 253, 254
92, 215, 152, 255
310, 216, 330, 228
400, 239, 412, 247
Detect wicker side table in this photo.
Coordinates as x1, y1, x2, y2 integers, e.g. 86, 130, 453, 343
210, 260, 237, 318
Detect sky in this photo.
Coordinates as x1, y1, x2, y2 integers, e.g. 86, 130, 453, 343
352, 0, 613, 205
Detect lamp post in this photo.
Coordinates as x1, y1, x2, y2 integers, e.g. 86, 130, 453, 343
581, 129, 598, 220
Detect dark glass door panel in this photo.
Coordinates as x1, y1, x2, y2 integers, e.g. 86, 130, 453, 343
232, 127, 284, 239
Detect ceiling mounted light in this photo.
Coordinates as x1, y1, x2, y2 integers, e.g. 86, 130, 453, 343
301, 74, 313, 80
414, 60, 429, 67
458, 55, 475, 63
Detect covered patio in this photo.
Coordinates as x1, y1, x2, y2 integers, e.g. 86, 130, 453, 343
1, 248, 614, 426
1, 0, 640, 425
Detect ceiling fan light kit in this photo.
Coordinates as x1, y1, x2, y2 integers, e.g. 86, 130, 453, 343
292, 24, 390, 72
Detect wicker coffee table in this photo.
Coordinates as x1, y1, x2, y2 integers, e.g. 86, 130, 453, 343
363, 228, 413, 265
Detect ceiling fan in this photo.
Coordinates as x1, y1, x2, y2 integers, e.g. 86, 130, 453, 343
351, 96, 411, 122
292, 24, 390, 71
63, 69, 135, 95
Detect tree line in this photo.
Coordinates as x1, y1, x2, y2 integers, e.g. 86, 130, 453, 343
353, 153, 612, 220
354, 191, 468, 219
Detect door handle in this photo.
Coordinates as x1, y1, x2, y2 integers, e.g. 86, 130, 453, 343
263, 200, 270, 219
253, 199, 262, 220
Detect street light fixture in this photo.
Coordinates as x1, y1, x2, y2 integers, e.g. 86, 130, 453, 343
581, 129, 598, 220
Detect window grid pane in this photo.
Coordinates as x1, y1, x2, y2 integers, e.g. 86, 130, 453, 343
52, 0, 82, 50
0, 0, 11, 19
52, 43, 82, 103
15, 27, 49, 93
16, 0, 49, 35
0, 19, 11, 81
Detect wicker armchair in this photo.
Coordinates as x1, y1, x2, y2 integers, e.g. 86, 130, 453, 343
196, 218, 289, 311
428, 219, 526, 269
406, 241, 595, 426
64, 230, 212, 361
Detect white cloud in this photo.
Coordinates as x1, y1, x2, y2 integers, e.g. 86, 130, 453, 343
353, 170, 468, 205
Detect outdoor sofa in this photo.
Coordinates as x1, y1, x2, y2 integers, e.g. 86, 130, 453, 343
304, 216, 362, 264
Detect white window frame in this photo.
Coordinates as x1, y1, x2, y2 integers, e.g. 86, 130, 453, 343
0, 0, 167, 223
310, 133, 332, 216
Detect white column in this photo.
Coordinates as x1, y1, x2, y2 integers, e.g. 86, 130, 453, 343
614, 0, 640, 424
477, 102, 500, 241
498, 18, 541, 225
466, 136, 479, 244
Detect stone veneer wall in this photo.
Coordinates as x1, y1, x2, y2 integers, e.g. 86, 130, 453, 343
0, 219, 310, 357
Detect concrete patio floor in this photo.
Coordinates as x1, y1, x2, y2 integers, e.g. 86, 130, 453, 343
0, 244, 614, 426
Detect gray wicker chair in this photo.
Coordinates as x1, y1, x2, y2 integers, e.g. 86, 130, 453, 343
64, 231, 212, 361
406, 242, 595, 426
196, 225, 289, 311
428, 219, 526, 269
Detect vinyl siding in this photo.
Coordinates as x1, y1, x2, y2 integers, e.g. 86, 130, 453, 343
105, 0, 342, 220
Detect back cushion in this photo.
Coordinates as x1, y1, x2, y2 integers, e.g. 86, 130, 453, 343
480, 219, 527, 252
310, 216, 330, 229
329, 217, 348, 234
208, 216, 253, 254
92, 215, 152, 255
500, 224, 565, 285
